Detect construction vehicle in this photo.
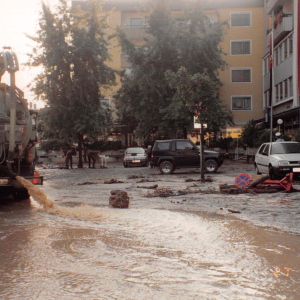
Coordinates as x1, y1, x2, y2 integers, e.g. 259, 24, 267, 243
0, 48, 43, 200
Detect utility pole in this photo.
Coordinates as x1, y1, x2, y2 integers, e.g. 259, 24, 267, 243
269, 11, 274, 143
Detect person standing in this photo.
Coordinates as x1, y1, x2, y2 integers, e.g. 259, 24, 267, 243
65, 146, 77, 169
275, 132, 284, 142
88, 150, 100, 168
60, 147, 68, 168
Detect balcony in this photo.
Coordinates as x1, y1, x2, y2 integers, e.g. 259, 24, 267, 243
266, 0, 291, 15
274, 16, 293, 44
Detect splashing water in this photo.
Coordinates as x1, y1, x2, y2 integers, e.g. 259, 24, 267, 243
16, 176, 55, 209
15, 176, 108, 220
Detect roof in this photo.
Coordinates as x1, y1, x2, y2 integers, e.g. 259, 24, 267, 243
72, 0, 264, 12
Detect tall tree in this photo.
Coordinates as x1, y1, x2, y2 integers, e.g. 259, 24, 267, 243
113, 0, 178, 139
166, 67, 233, 181
114, 0, 230, 139
26, 0, 115, 167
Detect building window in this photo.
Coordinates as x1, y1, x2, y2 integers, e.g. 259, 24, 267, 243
283, 80, 288, 98
130, 18, 143, 27
274, 48, 279, 66
289, 77, 293, 97
263, 57, 269, 75
232, 96, 252, 110
279, 82, 283, 100
264, 90, 270, 107
283, 40, 288, 60
289, 35, 293, 55
231, 12, 251, 27
275, 85, 279, 102
231, 40, 251, 55
100, 98, 110, 108
231, 68, 251, 83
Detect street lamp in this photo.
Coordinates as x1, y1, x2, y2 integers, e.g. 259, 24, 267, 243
235, 130, 240, 160
277, 119, 283, 134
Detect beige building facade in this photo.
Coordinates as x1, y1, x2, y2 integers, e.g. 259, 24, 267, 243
72, 0, 265, 142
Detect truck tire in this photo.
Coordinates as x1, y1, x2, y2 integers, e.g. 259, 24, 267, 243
13, 188, 30, 200
159, 161, 174, 175
204, 159, 218, 173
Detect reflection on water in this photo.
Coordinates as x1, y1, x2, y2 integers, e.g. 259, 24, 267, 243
0, 199, 299, 299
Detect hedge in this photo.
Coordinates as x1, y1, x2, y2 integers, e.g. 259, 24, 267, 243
39, 140, 125, 152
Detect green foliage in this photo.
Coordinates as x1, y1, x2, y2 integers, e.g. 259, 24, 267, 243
40, 140, 124, 152
26, 0, 116, 166
292, 130, 300, 142
39, 140, 70, 152
113, 0, 230, 138
240, 120, 270, 147
215, 137, 233, 150
87, 140, 124, 151
165, 67, 233, 134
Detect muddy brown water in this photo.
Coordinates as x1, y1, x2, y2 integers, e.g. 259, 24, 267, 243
0, 169, 299, 299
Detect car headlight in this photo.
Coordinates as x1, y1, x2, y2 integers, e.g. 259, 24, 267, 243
278, 160, 289, 166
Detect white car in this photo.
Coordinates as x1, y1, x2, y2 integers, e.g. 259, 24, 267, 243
254, 142, 300, 179
123, 147, 148, 168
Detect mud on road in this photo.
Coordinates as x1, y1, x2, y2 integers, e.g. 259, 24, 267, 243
40, 159, 300, 235
1, 159, 300, 299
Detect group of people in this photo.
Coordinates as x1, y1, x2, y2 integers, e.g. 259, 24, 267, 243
60, 146, 100, 169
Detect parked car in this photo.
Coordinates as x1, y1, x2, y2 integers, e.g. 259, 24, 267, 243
148, 139, 223, 175
254, 142, 300, 179
123, 147, 148, 168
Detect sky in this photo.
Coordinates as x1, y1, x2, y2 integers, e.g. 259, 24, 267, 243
0, 0, 71, 108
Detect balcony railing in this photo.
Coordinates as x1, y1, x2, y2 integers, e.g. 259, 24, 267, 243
267, 0, 291, 15
274, 16, 293, 44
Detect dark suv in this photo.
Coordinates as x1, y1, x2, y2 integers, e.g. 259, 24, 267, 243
149, 139, 223, 175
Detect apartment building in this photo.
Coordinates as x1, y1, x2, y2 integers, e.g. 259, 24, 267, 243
262, 0, 299, 133
72, 0, 265, 143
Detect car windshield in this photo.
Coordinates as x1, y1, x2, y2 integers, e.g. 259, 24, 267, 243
126, 148, 144, 154
271, 143, 300, 155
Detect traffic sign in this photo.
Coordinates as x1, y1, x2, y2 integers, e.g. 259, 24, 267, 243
234, 173, 251, 187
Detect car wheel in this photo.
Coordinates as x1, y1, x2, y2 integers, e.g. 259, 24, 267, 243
204, 159, 218, 173
159, 161, 174, 175
123, 163, 128, 168
269, 165, 276, 180
255, 164, 261, 175
13, 188, 30, 201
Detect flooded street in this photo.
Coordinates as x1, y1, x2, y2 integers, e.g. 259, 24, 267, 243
1, 161, 300, 299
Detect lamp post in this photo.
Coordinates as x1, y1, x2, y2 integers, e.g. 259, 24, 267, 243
235, 130, 240, 160
277, 119, 283, 135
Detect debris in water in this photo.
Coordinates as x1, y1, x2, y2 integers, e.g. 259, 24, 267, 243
185, 177, 213, 183
137, 184, 158, 189
137, 179, 159, 183
77, 182, 98, 186
267, 199, 294, 204
109, 190, 129, 208
127, 175, 145, 179
145, 188, 174, 198
219, 184, 282, 194
104, 179, 125, 184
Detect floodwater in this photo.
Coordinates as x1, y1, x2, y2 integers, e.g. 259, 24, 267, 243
0, 164, 300, 299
